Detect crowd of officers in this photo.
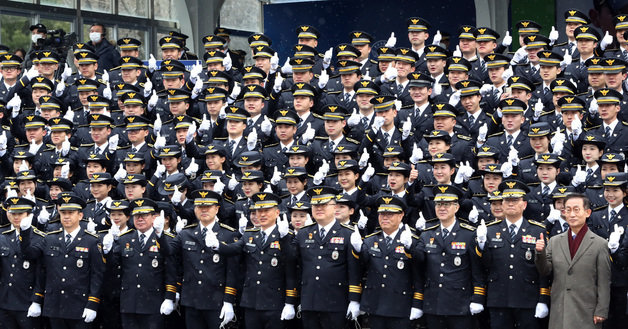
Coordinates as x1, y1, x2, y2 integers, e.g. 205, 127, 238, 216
0, 6, 627, 329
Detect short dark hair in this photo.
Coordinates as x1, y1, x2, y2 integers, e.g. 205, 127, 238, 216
564, 193, 590, 210
91, 23, 107, 37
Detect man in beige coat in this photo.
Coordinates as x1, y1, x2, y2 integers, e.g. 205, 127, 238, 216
535, 193, 611, 329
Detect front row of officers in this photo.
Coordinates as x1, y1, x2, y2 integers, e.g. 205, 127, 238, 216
1, 175, 626, 329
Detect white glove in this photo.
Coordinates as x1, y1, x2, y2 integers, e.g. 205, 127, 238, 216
432, 30, 442, 45
385, 32, 397, 48
305, 214, 313, 226
561, 50, 572, 69
534, 303, 549, 318
322, 47, 333, 69
228, 176, 238, 191
192, 78, 204, 99
415, 212, 426, 230
270, 167, 282, 185
589, 97, 598, 115
600, 31, 613, 50
60, 163, 70, 179
511, 47, 528, 64
108, 134, 119, 153
20, 213, 33, 230
318, 70, 329, 89
469, 206, 479, 224
102, 232, 114, 254
175, 217, 187, 233
508, 146, 519, 166
281, 58, 292, 75
357, 209, 368, 230
453, 45, 462, 57
154, 163, 166, 178
502, 31, 512, 47
5, 186, 18, 200
320, 159, 330, 176
239, 214, 248, 234
454, 161, 474, 184
148, 54, 157, 73
432, 80, 442, 97
25, 65, 38, 80
8, 94, 21, 118
402, 117, 412, 140
547, 205, 561, 224
189, 61, 202, 83
346, 301, 360, 320
24, 189, 35, 203
278, 213, 290, 238
448, 90, 461, 106
409, 143, 424, 164
82, 308, 97, 323
469, 302, 484, 315
185, 159, 199, 177
55, 81, 65, 97
383, 65, 397, 82
228, 84, 241, 103
502, 66, 513, 81
27, 302, 41, 317
213, 178, 225, 194
147, 90, 158, 111
219, 302, 235, 327
101, 69, 109, 83
549, 26, 559, 45
301, 123, 315, 144
223, 52, 232, 71
159, 299, 174, 315
533, 99, 544, 120
154, 135, 166, 150
273, 72, 284, 93
109, 222, 120, 239
495, 107, 503, 119
478, 123, 488, 143
143, 78, 153, 98
28, 139, 39, 155
347, 109, 361, 127
357, 150, 370, 169
399, 224, 413, 248
102, 82, 112, 100
198, 114, 211, 133
480, 84, 493, 98
571, 115, 582, 138
476, 219, 487, 245
64, 106, 74, 121
280, 304, 296, 321
410, 307, 423, 320
551, 128, 565, 152
186, 121, 197, 144
350, 225, 363, 252
247, 129, 258, 151
86, 218, 96, 234
371, 116, 385, 132
37, 206, 50, 225
501, 161, 513, 178
154, 114, 163, 136
59, 136, 70, 156
205, 227, 219, 249
609, 224, 623, 253
313, 169, 326, 186
153, 210, 165, 237
270, 53, 279, 74
60, 63, 72, 81
572, 165, 587, 186
261, 116, 273, 135
172, 186, 183, 204
361, 163, 375, 182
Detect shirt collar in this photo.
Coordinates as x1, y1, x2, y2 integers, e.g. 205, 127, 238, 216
132, 141, 145, 150
138, 227, 154, 240
384, 228, 399, 240
604, 119, 619, 132
229, 135, 242, 145
542, 181, 557, 192
441, 220, 456, 234
64, 227, 81, 240
299, 111, 311, 122
319, 219, 336, 234
610, 204, 624, 217
505, 217, 524, 233
262, 224, 277, 237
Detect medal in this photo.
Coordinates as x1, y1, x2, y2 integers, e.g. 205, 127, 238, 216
454, 256, 461, 266
213, 254, 220, 263
23, 260, 30, 270
152, 258, 159, 268
525, 249, 532, 261
271, 257, 278, 267
76, 259, 83, 268
331, 250, 339, 260
397, 260, 404, 269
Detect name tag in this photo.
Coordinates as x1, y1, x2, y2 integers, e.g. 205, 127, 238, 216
451, 242, 466, 250
184, 241, 196, 246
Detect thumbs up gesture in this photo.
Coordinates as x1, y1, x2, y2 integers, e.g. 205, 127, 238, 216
415, 212, 426, 230
549, 26, 559, 44
572, 165, 587, 186
350, 225, 363, 252
385, 32, 397, 48
278, 213, 290, 238
608, 224, 623, 252
357, 209, 368, 230
535, 233, 545, 252
347, 108, 361, 127
476, 219, 487, 244
432, 30, 442, 45
270, 167, 282, 185
502, 31, 512, 47
399, 224, 413, 248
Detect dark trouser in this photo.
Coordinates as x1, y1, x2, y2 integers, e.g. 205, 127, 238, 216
368, 315, 411, 329
425, 314, 473, 329
244, 308, 284, 329
120, 313, 163, 329
301, 311, 346, 329
605, 286, 628, 329
0, 309, 41, 329
49, 317, 91, 329
489, 307, 539, 329
184, 308, 221, 329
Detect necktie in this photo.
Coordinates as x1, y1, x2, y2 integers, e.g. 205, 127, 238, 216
131, 147, 137, 153
96, 202, 102, 213
201, 227, 207, 239
248, 118, 253, 126
261, 231, 267, 245
228, 140, 235, 154
442, 228, 449, 239
586, 168, 593, 180
344, 93, 350, 102
397, 84, 404, 95
65, 234, 72, 247
509, 224, 517, 240
139, 233, 146, 249
361, 116, 369, 130
567, 42, 574, 55
542, 185, 550, 197
320, 228, 326, 240
468, 115, 475, 128
95, 146, 101, 154
568, 132, 573, 141
562, 222, 569, 232
543, 87, 550, 96
385, 236, 392, 248
282, 146, 287, 153
604, 126, 612, 140
291, 195, 297, 204
481, 60, 487, 73
383, 132, 390, 143
531, 66, 538, 75
610, 210, 618, 223
328, 141, 335, 151
506, 135, 513, 147
297, 120, 303, 129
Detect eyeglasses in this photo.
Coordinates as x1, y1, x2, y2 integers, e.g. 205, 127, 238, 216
435, 202, 456, 208
1, 67, 18, 71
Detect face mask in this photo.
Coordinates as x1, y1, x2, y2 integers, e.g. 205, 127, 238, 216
89, 32, 102, 43
31, 34, 43, 43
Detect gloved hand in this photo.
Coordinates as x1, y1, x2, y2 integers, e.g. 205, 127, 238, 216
534, 303, 549, 318
185, 159, 199, 177
147, 90, 158, 111
281, 58, 292, 75
270, 53, 279, 74
501, 161, 513, 178
143, 79, 153, 98
318, 70, 329, 89
382, 65, 397, 82
153, 135, 166, 150
409, 143, 423, 164
278, 213, 290, 238
357, 150, 370, 169
480, 84, 493, 98
502, 66, 514, 81
322, 47, 333, 69
432, 80, 442, 96
495, 107, 503, 119
533, 99, 544, 120
432, 30, 442, 45
61, 63, 72, 81
551, 128, 565, 154
346, 301, 360, 320
198, 114, 211, 134
502, 31, 512, 47
160, 299, 175, 315
357, 209, 368, 230
261, 116, 273, 135
415, 212, 426, 230
5, 186, 18, 200
59, 136, 71, 156
301, 123, 315, 144
361, 163, 375, 182
350, 225, 363, 252
8, 94, 21, 118
102, 82, 112, 100
228, 84, 241, 103
239, 214, 248, 235
228, 176, 239, 191
410, 307, 423, 320
28, 139, 39, 156
600, 31, 613, 50
154, 163, 166, 178
549, 26, 559, 45
345, 109, 361, 128
448, 90, 461, 106
82, 308, 97, 323
148, 54, 157, 72
86, 218, 96, 234
153, 114, 163, 136
108, 134, 119, 153
547, 205, 561, 224
219, 302, 235, 327
609, 224, 623, 253
55, 81, 65, 97
37, 206, 50, 225
399, 224, 413, 248
589, 97, 598, 115
571, 115, 582, 138
205, 227, 219, 249
572, 165, 587, 186
469, 206, 479, 224
313, 168, 326, 185
402, 117, 412, 140
102, 231, 114, 254
469, 302, 484, 315
223, 52, 233, 71
175, 217, 187, 233
27, 302, 41, 317
371, 116, 385, 132
20, 213, 33, 231
385, 32, 397, 47
24, 189, 36, 203
280, 303, 296, 320
511, 47, 528, 64
247, 129, 258, 151
453, 45, 462, 57
153, 210, 165, 237
454, 161, 474, 184
320, 159, 330, 176
476, 219, 487, 244
270, 167, 282, 185
189, 61, 202, 83
211, 177, 225, 194
186, 121, 197, 143
508, 146, 519, 167
60, 163, 70, 179
172, 186, 183, 205
477, 123, 488, 143
560, 49, 572, 69
273, 72, 284, 93
191, 78, 204, 99
109, 222, 120, 240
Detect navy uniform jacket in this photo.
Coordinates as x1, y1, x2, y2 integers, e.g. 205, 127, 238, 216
218, 226, 298, 310
456, 110, 492, 142
380, 81, 413, 107
587, 206, 628, 287
484, 131, 535, 164
171, 223, 240, 310
0, 226, 45, 311
360, 230, 422, 318
479, 219, 550, 308
525, 185, 554, 220
414, 220, 485, 315
294, 220, 362, 312
20, 227, 105, 319
396, 104, 434, 139
592, 120, 628, 154
111, 229, 176, 314
361, 127, 414, 172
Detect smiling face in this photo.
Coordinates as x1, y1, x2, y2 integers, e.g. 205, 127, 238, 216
255, 207, 279, 230
378, 211, 404, 234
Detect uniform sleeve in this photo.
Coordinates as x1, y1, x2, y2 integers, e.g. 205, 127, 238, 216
19, 228, 44, 260
346, 229, 363, 302
160, 234, 178, 300
223, 230, 240, 304
469, 234, 486, 305
282, 234, 299, 305
86, 238, 106, 311
411, 238, 424, 309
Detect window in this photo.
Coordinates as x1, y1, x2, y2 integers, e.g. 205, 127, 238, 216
82, 0, 114, 14
154, 0, 177, 21
0, 13, 31, 52
41, 0, 76, 8
118, 26, 147, 58
118, 0, 149, 18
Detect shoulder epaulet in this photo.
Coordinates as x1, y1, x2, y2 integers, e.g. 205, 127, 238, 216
97, 229, 109, 234
340, 223, 355, 230
622, 121, 628, 126
245, 227, 260, 232
488, 131, 503, 137
70, 146, 79, 151
183, 223, 198, 229
80, 143, 95, 147
219, 223, 236, 232
457, 134, 472, 141
213, 137, 227, 141
487, 219, 502, 226
314, 136, 328, 140
303, 221, 317, 228
460, 222, 476, 231
519, 154, 534, 160
148, 181, 155, 187
2, 125, 9, 130
312, 113, 325, 119
117, 145, 131, 150
345, 137, 360, 144
554, 41, 567, 47
164, 231, 175, 238
84, 231, 99, 238
424, 223, 440, 230
365, 230, 381, 238
0, 223, 9, 228
32, 228, 46, 237
109, 65, 121, 71
263, 143, 279, 149
528, 220, 546, 228
118, 229, 135, 237
400, 104, 413, 110
48, 229, 63, 234
86, 199, 96, 204
327, 90, 342, 94
2, 228, 15, 234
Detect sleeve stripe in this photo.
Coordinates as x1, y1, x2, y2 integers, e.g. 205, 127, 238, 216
475, 247, 483, 257
413, 293, 424, 300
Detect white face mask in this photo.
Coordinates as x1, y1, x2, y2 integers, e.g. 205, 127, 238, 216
89, 32, 102, 43
31, 34, 43, 44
